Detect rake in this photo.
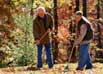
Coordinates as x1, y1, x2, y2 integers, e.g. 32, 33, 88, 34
64, 46, 75, 71
34, 30, 49, 44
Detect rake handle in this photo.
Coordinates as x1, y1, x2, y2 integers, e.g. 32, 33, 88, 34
34, 30, 49, 44
68, 46, 75, 63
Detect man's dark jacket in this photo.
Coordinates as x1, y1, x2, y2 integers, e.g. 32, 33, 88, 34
33, 13, 53, 44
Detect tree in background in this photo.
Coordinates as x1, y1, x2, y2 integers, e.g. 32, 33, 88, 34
53, 0, 58, 63
82, 0, 87, 17
96, 0, 103, 48
75, 0, 80, 12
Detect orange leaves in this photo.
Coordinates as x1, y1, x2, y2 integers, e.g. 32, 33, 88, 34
0, 63, 102, 74
57, 25, 70, 42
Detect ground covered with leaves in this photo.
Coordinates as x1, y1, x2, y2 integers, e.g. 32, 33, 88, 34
0, 63, 103, 74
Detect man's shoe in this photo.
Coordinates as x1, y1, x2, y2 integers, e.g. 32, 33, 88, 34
27, 67, 42, 70
49, 66, 53, 69
76, 67, 84, 71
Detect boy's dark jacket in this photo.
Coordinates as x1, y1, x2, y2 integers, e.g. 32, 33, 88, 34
77, 18, 93, 41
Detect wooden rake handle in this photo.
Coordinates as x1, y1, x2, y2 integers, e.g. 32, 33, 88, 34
34, 30, 49, 44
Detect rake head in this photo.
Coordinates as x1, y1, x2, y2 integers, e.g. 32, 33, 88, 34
63, 64, 69, 72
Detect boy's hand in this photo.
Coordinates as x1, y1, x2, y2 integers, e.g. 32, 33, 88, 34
73, 40, 79, 47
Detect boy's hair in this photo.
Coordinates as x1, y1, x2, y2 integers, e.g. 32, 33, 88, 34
75, 11, 83, 16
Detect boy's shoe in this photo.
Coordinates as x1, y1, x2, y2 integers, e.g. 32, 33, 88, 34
85, 67, 93, 70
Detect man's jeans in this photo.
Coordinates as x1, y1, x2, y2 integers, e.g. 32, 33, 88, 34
37, 43, 53, 68
78, 43, 93, 68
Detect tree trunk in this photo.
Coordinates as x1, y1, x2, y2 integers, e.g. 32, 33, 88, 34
53, 0, 58, 63
30, 0, 34, 16
75, 0, 80, 12
96, 0, 103, 48
82, 0, 87, 17
97, 0, 100, 19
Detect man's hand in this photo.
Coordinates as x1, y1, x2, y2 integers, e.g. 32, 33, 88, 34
35, 39, 40, 45
47, 28, 51, 32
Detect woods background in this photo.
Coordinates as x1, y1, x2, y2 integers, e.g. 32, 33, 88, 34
0, 0, 103, 68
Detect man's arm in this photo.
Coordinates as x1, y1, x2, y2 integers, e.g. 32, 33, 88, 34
48, 14, 53, 30
33, 20, 39, 40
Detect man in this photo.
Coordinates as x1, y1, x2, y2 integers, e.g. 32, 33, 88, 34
33, 6, 53, 69
74, 11, 93, 70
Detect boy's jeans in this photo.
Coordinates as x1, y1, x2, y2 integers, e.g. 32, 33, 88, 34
78, 43, 93, 68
